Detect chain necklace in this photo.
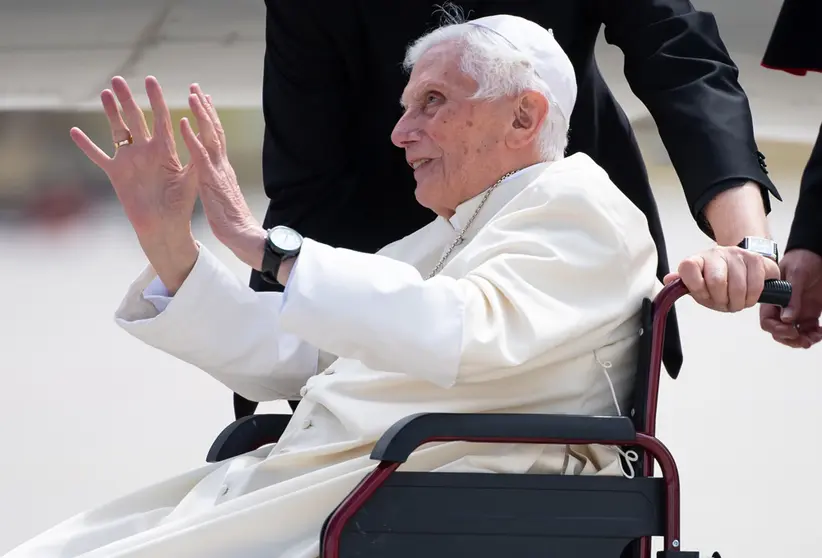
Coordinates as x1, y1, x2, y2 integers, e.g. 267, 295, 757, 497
426, 170, 517, 279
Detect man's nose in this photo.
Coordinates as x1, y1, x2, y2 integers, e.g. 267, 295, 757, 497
391, 112, 419, 148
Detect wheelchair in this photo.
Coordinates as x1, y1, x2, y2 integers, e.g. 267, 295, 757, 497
205, 278, 792, 558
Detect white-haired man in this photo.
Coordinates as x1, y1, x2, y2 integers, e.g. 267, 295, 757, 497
8, 15, 662, 558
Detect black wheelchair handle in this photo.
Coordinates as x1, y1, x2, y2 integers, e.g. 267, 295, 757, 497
757, 279, 792, 307
661, 277, 792, 312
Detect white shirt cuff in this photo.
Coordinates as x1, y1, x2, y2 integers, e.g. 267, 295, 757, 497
142, 276, 173, 312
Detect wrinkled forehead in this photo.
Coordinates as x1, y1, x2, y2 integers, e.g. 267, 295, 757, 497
399, 42, 477, 108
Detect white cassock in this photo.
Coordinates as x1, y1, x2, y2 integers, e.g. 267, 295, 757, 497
7, 153, 660, 558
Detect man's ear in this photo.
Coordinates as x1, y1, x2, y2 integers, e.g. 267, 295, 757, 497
508, 91, 549, 148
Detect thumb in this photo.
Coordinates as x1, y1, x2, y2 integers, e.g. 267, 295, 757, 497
780, 264, 807, 322
663, 272, 678, 285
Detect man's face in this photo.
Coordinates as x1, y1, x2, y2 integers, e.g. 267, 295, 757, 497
392, 41, 516, 217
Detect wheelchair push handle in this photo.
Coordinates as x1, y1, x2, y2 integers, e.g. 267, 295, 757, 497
663, 277, 792, 310
755, 278, 792, 307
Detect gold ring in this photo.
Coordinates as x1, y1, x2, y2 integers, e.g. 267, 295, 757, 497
114, 133, 133, 149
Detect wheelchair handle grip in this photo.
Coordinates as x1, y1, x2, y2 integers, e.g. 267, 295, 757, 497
661, 277, 791, 310
757, 279, 792, 307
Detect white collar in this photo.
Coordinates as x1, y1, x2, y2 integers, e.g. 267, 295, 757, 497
447, 162, 551, 230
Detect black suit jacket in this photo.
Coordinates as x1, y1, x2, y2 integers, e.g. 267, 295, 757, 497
763, 0, 822, 257
786, 127, 822, 258
251, 0, 779, 385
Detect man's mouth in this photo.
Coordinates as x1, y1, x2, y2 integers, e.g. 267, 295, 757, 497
410, 158, 432, 170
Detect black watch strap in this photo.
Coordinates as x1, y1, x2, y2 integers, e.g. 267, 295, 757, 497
260, 226, 303, 285
260, 245, 284, 285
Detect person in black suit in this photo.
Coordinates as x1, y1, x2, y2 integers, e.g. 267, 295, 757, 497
759, 0, 822, 348
238, 0, 783, 417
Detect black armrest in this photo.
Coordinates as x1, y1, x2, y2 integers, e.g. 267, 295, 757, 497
371, 413, 637, 463
206, 413, 292, 463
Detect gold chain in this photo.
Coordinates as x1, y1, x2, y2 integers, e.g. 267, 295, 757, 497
425, 170, 517, 279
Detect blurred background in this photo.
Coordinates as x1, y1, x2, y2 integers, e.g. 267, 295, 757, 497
1, 0, 821, 556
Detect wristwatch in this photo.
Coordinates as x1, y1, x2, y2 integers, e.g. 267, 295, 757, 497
737, 236, 779, 264
260, 225, 303, 285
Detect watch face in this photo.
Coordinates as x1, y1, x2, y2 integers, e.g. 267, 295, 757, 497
268, 226, 303, 252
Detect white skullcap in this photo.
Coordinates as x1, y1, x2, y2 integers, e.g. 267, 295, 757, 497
468, 15, 578, 123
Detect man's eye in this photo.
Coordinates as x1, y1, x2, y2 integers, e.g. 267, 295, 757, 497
425, 92, 442, 105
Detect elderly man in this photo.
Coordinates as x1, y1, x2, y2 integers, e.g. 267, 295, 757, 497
7, 16, 660, 558
243, 0, 786, 419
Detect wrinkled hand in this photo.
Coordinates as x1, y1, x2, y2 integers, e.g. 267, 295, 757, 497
181, 85, 265, 269
70, 76, 199, 292
760, 249, 822, 348
664, 245, 780, 312
72, 76, 195, 239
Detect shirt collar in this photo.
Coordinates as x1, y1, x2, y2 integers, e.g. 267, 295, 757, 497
448, 162, 551, 230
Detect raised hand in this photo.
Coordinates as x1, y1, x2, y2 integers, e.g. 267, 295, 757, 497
71, 76, 196, 240
179, 84, 266, 270
70, 76, 199, 293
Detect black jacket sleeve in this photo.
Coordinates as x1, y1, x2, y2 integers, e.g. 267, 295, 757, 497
786, 124, 822, 257
761, 0, 822, 257
762, 0, 822, 75
595, 0, 781, 234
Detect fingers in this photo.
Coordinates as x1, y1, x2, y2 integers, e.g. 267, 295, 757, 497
808, 327, 822, 346
788, 320, 822, 348
188, 94, 219, 162
192, 85, 225, 143
180, 117, 210, 166
145, 76, 176, 152
70, 127, 111, 170
761, 263, 821, 349
742, 251, 767, 309
101, 89, 132, 147
759, 251, 822, 348
677, 255, 708, 304
723, 250, 750, 312
682, 246, 780, 312
767, 322, 821, 349
779, 260, 808, 323
762, 257, 781, 280
188, 84, 227, 161
703, 250, 734, 311
760, 303, 782, 331
760, 314, 804, 347
111, 76, 151, 143
190, 87, 224, 139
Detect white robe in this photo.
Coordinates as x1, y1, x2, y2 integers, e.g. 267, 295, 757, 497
6, 153, 660, 558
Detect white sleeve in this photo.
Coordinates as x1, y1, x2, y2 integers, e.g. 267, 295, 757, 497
114, 244, 321, 401
278, 184, 659, 389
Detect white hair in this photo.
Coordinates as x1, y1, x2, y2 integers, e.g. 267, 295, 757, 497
402, 8, 570, 162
